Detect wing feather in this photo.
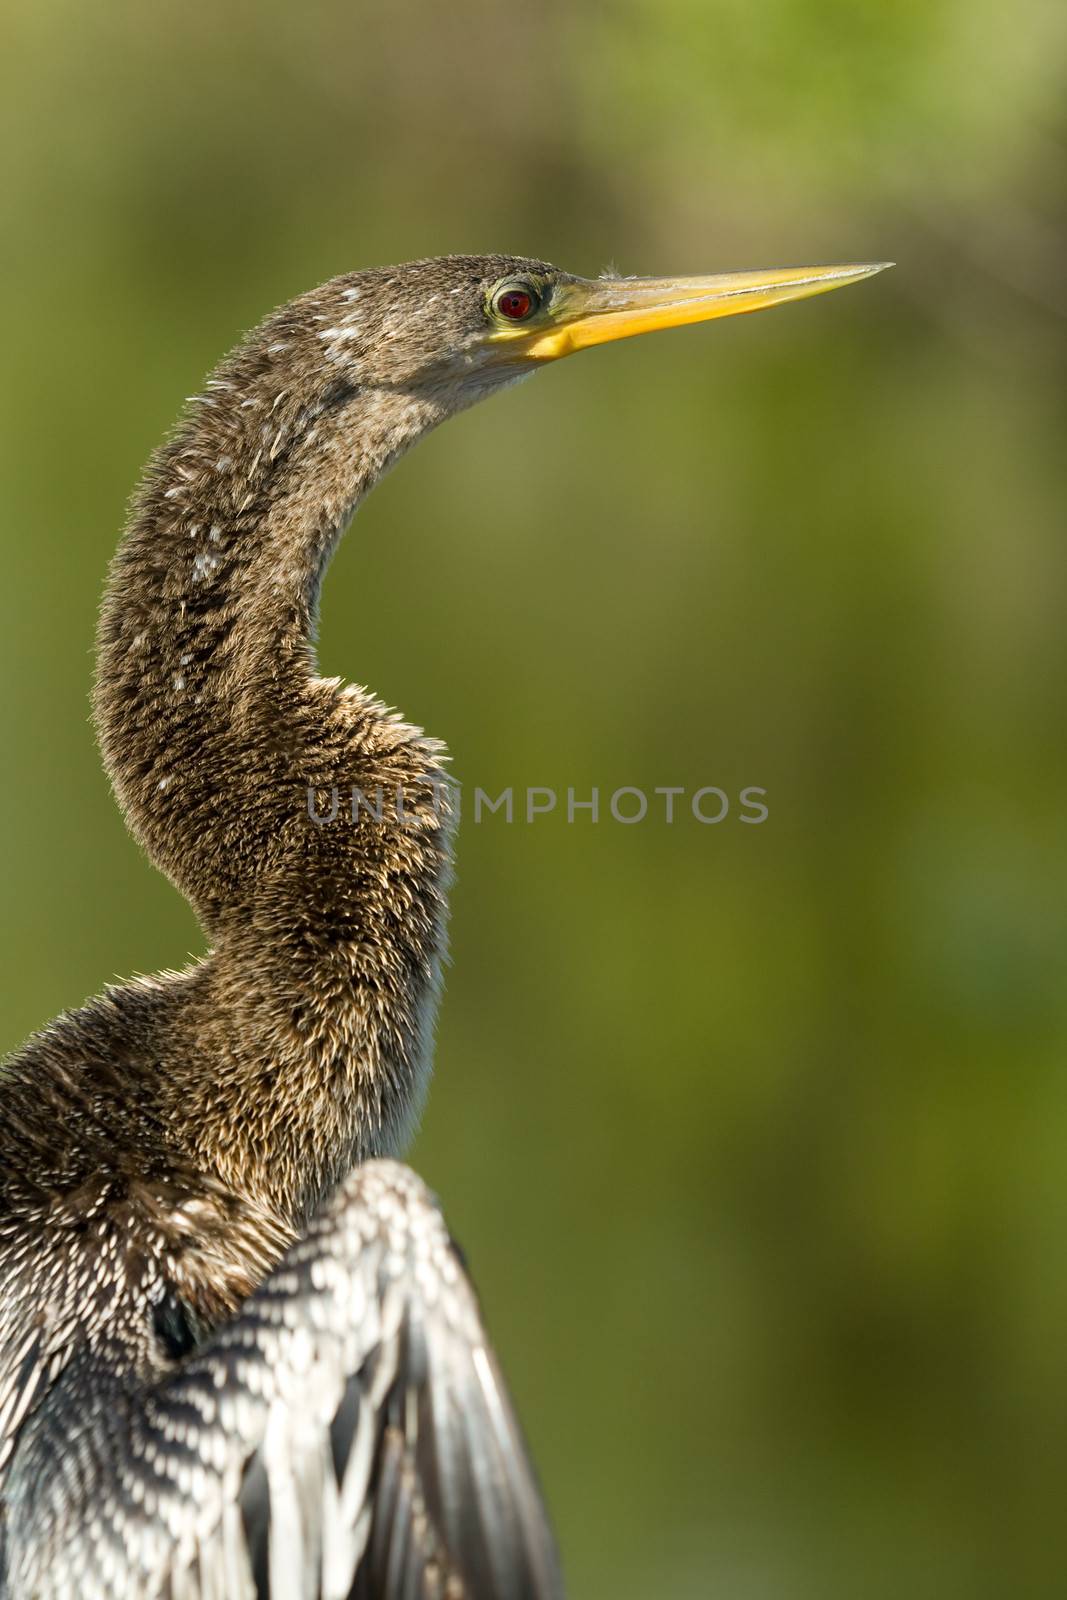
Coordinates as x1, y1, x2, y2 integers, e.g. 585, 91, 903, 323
5, 1161, 563, 1600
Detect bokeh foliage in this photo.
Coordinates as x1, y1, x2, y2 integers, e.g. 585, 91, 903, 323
2, 2, 1066, 1594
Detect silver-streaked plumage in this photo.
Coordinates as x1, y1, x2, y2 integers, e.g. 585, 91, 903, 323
3, 1162, 558, 1598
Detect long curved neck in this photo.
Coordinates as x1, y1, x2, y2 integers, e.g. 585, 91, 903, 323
94, 322, 455, 1225
96, 353, 442, 917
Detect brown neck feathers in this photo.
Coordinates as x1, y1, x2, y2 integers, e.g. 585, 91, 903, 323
93, 305, 454, 1223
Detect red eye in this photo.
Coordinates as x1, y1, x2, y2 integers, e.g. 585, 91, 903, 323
498, 289, 531, 319
492, 282, 538, 321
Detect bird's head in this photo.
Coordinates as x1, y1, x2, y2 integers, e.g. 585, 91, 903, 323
309, 252, 891, 410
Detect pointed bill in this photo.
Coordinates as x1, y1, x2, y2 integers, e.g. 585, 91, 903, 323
503, 262, 893, 361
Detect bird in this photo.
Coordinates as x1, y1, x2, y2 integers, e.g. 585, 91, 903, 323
0, 252, 889, 1598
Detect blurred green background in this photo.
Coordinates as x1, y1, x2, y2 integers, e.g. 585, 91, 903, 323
2, 2, 1066, 1595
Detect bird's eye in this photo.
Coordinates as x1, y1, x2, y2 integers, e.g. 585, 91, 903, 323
490, 281, 540, 322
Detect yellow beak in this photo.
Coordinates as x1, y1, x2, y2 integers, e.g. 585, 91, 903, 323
502, 262, 892, 362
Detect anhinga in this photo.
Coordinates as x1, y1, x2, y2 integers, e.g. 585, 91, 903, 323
0, 254, 887, 1598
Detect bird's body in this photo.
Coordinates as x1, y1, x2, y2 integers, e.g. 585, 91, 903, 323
0, 251, 886, 1596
